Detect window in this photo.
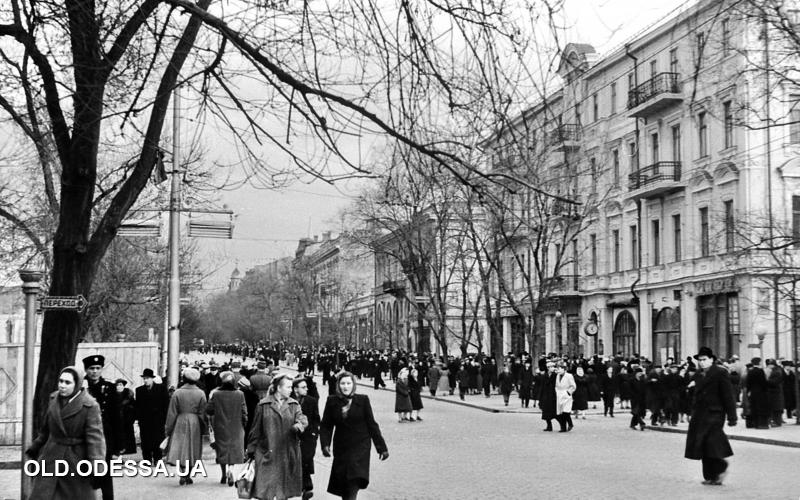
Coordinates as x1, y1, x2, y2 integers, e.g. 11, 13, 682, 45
673, 214, 682, 261
723, 101, 734, 148
724, 200, 735, 252
700, 207, 710, 257
672, 124, 681, 161
592, 93, 599, 122
590, 234, 597, 274
650, 60, 657, 80
630, 225, 639, 269
722, 18, 730, 56
698, 112, 708, 158
651, 133, 659, 163
612, 149, 620, 185
790, 96, 800, 144
628, 72, 635, 94
575, 103, 581, 125
610, 82, 617, 114
696, 32, 705, 64
793, 196, 800, 246
612, 229, 620, 272
590, 157, 597, 191
669, 48, 678, 74
653, 220, 661, 265
629, 141, 638, 172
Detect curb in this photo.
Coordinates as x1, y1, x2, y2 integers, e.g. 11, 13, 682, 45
643, 424, 800, 449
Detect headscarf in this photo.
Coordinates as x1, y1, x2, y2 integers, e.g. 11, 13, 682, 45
335, 371, 357, 399
58, 365, 84, 400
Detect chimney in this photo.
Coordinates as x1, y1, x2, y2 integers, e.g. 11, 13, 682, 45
322, 231, 331, 241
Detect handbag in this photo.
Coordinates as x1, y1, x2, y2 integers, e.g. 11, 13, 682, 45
235, 459, 255, 499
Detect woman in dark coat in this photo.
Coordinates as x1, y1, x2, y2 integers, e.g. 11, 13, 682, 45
394, 368, 413, 422
321, 371, 389, 500
684, 348, 737, 485
765, 361, 785, 427
115, 379, 137, 454
572, 366, 589, 418
746, 358, 770, 429
247, 374, 307, 500
206, 371, 247, 484
408, 368, 424, 421
539, 362, 557, 431
498, 365, 514, 406
586, 368, 601, 409
26, 366, 106, 500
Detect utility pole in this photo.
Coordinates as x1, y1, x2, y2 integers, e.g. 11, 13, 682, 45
167, 85, 182, 388
19, 268, 42, 500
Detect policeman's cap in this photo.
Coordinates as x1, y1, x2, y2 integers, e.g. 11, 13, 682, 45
82, 355, 105, 369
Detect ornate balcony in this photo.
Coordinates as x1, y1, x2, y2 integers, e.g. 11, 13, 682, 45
627, 72, 682, 118
382, 279, 406, 295
547, 124, 582, 151
628, 161, 685, 199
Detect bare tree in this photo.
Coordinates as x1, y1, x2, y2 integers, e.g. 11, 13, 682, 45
0, 0, 562, 425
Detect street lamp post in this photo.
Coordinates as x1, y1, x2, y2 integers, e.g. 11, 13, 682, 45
167, 85, 182, 388
19, 267, 43, 500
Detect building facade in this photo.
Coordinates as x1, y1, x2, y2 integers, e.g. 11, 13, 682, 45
491, 0, 800, 362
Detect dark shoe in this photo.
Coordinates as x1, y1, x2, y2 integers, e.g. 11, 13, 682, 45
186, 478, 193, 485
543, 427, 553, 432
179, 477, 187, 485
302, 490, 314, 500
416, 417, 423, 421
639, 423, 646, 431
220, 476, 227, 484
558, 429, 567, 432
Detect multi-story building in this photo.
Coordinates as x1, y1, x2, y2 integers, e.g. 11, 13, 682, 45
294, 232, 375, 347
490, 0, 800, 363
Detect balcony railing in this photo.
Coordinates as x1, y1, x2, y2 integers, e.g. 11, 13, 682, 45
628, 73, 681, 112
382, 280, 406, 295
547, 124, 581, 149
628, 161, 682, 190
544, 274, 579, 293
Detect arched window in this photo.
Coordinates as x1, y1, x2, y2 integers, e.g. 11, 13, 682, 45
653, 307, 681, 365
613, 310, 637, 358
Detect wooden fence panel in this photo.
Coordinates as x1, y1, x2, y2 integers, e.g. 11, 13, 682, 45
0, 342, 160, 445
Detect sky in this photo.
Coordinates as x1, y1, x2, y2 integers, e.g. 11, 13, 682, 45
193, 0, 697, 294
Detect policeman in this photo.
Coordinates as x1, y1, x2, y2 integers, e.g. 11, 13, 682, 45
83, 355, 120, 500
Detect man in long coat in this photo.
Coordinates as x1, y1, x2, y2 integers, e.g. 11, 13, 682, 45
745, 357, 770, 429
684, 347, 737, 486
84, 355, 120, 499
293, 377, 321, 500
135, 368, 170, 464
539, 362, 557, 431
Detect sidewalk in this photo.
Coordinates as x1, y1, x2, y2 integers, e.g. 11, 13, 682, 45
283, 364, 800, 449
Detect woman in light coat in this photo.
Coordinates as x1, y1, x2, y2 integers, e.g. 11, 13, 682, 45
26, 366, 106, 500
206, 371, 247, 484
165, 367, 207, 485
246, 373, 308, 500
555, 362, 576, 432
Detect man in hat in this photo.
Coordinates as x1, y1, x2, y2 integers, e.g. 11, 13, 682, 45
83, 354, 120, 499
135, 368, 170, 464
684, 347, 737, 486
250, 359, 272, 400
